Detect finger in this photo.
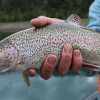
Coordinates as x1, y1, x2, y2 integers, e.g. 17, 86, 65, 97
71, 50, 83, 72
30, 16, 48, 27
30, 16, 63, 27
27, 68, 36, 77
47, 18, 64, 24
40, 55, 57, 80
57, 45, 73, 75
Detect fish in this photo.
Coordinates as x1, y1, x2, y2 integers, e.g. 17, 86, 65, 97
0, 14, 100, 86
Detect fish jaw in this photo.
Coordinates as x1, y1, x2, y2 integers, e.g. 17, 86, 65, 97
0, 43, 19, 72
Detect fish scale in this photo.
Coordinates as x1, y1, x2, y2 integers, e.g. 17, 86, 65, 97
0, 14, 100, 86
0, 17, 100, 71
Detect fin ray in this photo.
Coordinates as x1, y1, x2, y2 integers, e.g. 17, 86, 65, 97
65, 14, 82, 26
22, 70, 30, 87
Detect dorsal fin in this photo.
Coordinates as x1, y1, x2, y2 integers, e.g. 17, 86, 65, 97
65, 14, 82, 26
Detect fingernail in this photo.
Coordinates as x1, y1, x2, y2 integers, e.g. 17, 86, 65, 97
63, 45, 72, 54
47, 57, 56, 64
74, 50, 80, 57
37, 16, 47, 20
27, 68, 36, 77
30, 18, 37, 23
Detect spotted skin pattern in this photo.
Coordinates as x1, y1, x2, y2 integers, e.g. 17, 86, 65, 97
0, 20, 100, 72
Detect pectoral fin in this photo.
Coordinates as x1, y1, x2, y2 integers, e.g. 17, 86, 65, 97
22, 70, 30, 87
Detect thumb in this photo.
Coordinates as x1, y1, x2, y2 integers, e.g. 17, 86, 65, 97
27, 68, 36, 77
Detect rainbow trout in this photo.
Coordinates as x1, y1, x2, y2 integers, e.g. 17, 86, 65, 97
0, 14, 100, 86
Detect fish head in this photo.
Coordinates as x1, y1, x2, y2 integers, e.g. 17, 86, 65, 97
0, 42, 18, 72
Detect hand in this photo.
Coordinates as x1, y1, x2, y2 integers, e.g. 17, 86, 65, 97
27, 16, 83, 79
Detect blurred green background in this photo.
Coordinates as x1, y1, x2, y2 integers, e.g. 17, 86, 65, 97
0, 0, 93, 22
